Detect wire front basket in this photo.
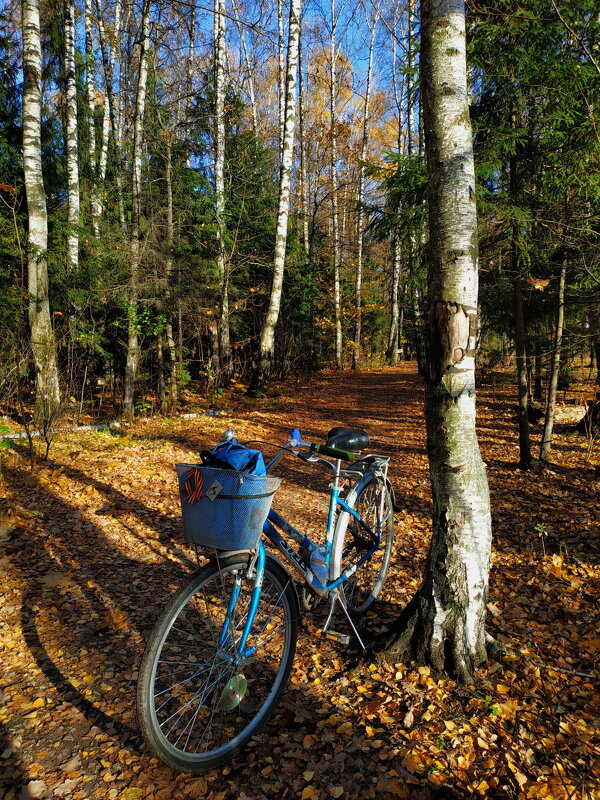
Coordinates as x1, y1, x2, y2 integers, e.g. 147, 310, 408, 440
176, 464, 281, 550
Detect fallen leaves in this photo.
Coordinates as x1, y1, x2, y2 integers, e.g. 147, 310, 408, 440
0, 365, 598, 800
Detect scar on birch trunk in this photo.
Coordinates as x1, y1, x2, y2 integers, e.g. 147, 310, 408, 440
427, 301, 475, 385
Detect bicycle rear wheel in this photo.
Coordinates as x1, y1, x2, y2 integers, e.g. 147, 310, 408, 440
332, 477, 394, 617
137, 553, 298, 772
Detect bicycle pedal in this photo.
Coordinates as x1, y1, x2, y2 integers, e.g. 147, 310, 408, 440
324, 630, 351, 646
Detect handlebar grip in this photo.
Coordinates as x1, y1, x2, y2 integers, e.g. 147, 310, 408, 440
315, 443, 356, 462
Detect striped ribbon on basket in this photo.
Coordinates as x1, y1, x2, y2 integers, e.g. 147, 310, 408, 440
184, 467, 204, 503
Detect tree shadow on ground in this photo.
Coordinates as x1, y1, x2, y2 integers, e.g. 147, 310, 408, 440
4, 462, 200, 758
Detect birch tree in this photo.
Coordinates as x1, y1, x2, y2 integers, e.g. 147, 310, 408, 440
123, 0, 151, 417
330, 0, 343, 369
64, 0, 80, 273
298, 20, 310, 258
386, 8, 404, 366
352, 8, 377, 370
253, 0, 301, 388
214, 0, 231, 379
95, 0, 126, 238
384, 0, 493, 683
22, 0, 61, 418
84, 0, 100, 237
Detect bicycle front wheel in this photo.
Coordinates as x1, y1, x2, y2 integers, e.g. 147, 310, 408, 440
137, 553, 299, 772
332, 478, 394, 617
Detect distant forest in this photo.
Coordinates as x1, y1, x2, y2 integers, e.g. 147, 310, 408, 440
1, 0, 598, 427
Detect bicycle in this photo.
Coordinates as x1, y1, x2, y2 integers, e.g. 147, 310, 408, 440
136, 426, 396, 772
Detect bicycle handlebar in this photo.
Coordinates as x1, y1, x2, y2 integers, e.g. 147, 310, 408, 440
289, 428, 356, 463
313, 443, 356, 462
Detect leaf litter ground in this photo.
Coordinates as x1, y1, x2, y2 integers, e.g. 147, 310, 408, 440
0, 364, 599, 800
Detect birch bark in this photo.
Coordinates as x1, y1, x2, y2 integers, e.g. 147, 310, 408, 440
95, 0, 126, 238
298, 21, 310, 259
278, 0, 286, 161
386, 9, 404, 366
330, 0, 343, 369
352, 14, 377, 370
231, 0, 258, 134
123, 0, 150, 417
64, 0, 80, 273
164, 134, 178, 409
253, 0, 301, 388
84, 0, 100, 237
214, 0, 231, 379
384, 0, 493, 683
22, 0, 61, 418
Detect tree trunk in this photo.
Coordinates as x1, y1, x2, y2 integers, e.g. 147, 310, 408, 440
214, 0, 230, 380
164, 135, 178, 410
231, 0, 257, 134
411, 280, 427, 375
64, 0, 80, 274
277, 0, 285, 162
513, 246, 532, 467
540, 257, 567, 461
298, 21, 310, 259
22, 0, 61, 420
84, 0, 100, 238
252, 0, 301, 389
95, 0, 126, 239
386, 233, 402, 365
352, 16, 377, 371
186, 1, 196, 166
383, 0, 492, 684
387, 9, 405, 367
590, 301, 600, 385
533, 336, 543, 401
330, 0, 343, 370
123, 0, 150, 417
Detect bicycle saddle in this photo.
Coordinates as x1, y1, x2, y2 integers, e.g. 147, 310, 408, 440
327, 427, 370, 452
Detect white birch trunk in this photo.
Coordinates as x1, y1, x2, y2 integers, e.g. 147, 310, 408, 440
386, 10, 404, 366
84, 0, 100, 237
123, 0, 150, 417
254, 0, 301, 385
22, 0, 61, 417
97, 0, 121, 191
330, 0, 343, 369
95, 0, 126, 238
214, 0, 230, 376
352, 15, 377, 370
298, 22, 310, 258
64, 0, 80, 273
277, 0, 285, 161
164, 135, 178, 409
231, 0, 258, 134
384, 0, 493, 684
185, 2, 196, 166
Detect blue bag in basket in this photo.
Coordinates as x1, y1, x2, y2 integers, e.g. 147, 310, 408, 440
200, 437, 266, 476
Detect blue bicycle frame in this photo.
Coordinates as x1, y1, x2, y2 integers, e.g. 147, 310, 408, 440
216, 438, 388, 655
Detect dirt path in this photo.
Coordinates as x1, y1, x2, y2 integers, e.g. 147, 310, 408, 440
1, 364, 598, 800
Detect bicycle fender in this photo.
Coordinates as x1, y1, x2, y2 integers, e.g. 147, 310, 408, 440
386, 479, 401, 512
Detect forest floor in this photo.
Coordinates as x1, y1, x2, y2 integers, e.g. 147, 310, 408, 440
0, 364, 599, 800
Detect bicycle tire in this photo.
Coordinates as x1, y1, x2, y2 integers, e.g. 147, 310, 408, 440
331, 477, 394, 617
137, 552, 299, 772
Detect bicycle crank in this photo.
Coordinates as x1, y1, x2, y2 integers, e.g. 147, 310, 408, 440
218, 673, 248, 711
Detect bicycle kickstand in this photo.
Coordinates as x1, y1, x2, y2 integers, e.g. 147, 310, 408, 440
322, 590, 366, 651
